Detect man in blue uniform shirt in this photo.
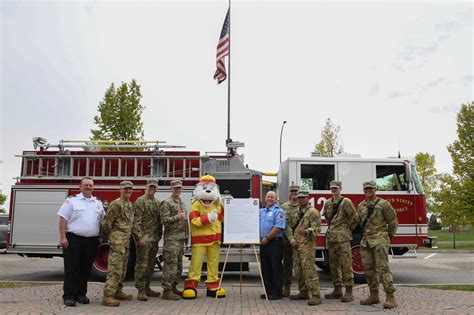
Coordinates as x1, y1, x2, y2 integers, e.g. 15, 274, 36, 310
259, 191, 286, 300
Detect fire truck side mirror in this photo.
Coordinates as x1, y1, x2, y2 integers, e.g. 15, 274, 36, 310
405, 163, 413, 192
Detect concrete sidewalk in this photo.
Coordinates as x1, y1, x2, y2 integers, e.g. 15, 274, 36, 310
0, 283, 473, 314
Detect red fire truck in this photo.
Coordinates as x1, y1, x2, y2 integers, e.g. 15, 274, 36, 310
278, 154, 437, 279
7, 138, 262, 279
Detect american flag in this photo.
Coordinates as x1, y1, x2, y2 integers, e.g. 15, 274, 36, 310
214, 9, 230, 84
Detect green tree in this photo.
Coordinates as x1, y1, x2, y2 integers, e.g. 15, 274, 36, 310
314, 118, 344, 157
428, 214, 441, 230
90, 79, 145, 148
433, 102, 474, 226
0, 193, 7, 214
448, 102, 473, 183
414, 152, 437, 197
414, 152, 439, 213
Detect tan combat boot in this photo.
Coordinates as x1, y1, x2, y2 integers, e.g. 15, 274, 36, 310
102, 296, 120, 307
282, 286, 291, 297
308, 294, 322, 306
162, 289, 181, 300
383, 292, 397, 309
137, 289, 148, 301
146, 287, 161, 297
172, 286, 183, 296
289, 291, 309, 300
324, 286, 343, 299
114, 291, 133, 301
360, 290, 380, 305
341, 286, 353, 302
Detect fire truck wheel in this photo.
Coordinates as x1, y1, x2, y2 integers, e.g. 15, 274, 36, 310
90, 240, 137, 282
91, 243, 109, 282
351, 245, 366, 283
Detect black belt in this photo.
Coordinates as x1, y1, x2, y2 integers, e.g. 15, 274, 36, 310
67, 232, 99, 239
270, 237, 283, 241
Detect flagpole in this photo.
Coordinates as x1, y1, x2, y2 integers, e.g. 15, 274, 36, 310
226, 0, 232, 147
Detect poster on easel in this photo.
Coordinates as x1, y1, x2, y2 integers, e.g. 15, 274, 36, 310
223, 198, 260, 244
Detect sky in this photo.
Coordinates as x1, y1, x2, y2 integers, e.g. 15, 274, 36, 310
1, 0, 473, 199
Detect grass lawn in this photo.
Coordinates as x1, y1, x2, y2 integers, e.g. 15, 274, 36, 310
429, 228, 474, 242
0, 282, 51, 288
414, 285, 474, 292
427, 227, 474, 250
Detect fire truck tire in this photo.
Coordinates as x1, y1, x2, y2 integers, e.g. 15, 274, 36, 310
91, 243, 109, 281
350, 245, 366, 283
91, 239, 137, 282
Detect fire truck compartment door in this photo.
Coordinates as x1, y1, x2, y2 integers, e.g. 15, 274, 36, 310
11, 189, 68, 247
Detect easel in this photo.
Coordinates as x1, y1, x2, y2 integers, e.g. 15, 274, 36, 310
216, 243, 268, 300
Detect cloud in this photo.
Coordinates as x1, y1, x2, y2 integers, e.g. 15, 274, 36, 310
368, 83, 380, 96
429, 103, 461, 114
388, 90, 411, 99
434, 20, 464, 32
425, 77, 447, 87
461, 74, 473, 87
394, 11, 471, 71
395, 33, 450, 68
387, 77, 448, 100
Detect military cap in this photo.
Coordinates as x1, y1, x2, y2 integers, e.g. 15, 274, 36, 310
289, 184, 301, 192
330, 180, 342, 188
363, 181, 377, 188
171, 180, 182, 188
147, 179, 159, 187
296, 190, 309, 198
120, 180, 133, 189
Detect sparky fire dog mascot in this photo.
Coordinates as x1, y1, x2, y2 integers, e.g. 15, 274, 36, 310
182, 175, 226, 299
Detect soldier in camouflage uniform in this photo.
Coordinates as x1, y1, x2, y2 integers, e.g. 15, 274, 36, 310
101, 181, 136, 307
280, 184, 300, 297
357, 181, 398, 309
287, 190, 322, 306
160, 180, 188, 300
323, 180, 359, 302
133, 179, 163, 301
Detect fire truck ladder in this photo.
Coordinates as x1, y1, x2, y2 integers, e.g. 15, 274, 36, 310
16, 139, 205, 182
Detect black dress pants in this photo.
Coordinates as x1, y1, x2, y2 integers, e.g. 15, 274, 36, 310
63, 233, 99, 299
260, 238, 284, 298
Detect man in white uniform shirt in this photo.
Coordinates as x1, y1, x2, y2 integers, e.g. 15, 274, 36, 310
57, 177, 104, 307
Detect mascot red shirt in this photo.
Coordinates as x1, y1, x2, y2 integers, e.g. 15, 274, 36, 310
183, 175, 226, 299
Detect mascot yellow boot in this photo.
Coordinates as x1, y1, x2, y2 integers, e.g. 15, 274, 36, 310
182, 175, 226, 299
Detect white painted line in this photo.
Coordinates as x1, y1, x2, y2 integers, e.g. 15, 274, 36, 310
424, 253, 437, 260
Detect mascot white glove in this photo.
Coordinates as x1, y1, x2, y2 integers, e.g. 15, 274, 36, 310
207, 212, 218, 222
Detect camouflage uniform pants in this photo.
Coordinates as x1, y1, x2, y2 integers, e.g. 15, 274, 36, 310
103, 244, 129, 297
162, 240, 184, 290
283, 239, 293, 289
293, 243, 320, 297
360, 244, 396, 293
134, 241, 158, 290
328, 241, 354, 287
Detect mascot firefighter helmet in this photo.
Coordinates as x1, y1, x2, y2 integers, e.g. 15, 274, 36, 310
193, 175, 220, 207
